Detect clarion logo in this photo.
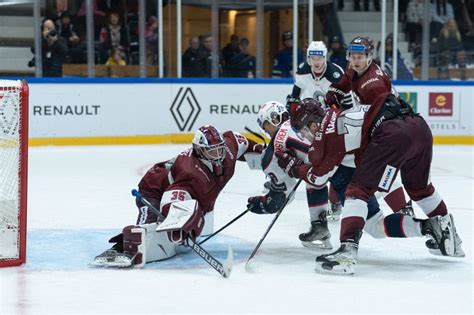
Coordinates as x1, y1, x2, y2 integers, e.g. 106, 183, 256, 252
360, 77, 379, 90
428, 92, 453, 117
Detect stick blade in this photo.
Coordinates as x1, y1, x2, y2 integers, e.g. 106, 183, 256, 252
223, 244, 233, 278
244, 257, 255, 272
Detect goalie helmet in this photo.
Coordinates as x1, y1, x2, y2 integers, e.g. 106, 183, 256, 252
306, 41, 327, 59
290, 98, 326, 131
257, 101, 289, 131
192, 125, 227, 173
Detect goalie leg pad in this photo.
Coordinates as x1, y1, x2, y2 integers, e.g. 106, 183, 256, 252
123, 223, 179, 267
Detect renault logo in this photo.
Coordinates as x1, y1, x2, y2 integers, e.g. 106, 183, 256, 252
170, 87, 201, 131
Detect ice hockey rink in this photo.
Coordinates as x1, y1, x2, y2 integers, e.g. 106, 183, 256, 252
1, 144, 472, 314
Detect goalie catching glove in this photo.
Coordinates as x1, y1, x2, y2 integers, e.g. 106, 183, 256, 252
247, 190, 286, 214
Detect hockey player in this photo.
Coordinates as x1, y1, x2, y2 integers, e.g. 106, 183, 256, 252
277, 97, 464, 275
92, 125, 264, 267
246, 101, 331, 249
272, 31, 304, 78
325, 36, 411, 215
286, 41, 349, 111
285, 41, 347, 220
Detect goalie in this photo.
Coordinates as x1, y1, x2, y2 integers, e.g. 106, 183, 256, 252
92, 125, 263, 268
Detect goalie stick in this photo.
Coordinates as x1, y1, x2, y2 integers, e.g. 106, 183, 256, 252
199, 209, 250, 245
245, 179, 303, 270
131, 189, 233, 278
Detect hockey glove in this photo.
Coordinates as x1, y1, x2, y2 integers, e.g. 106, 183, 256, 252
247, 190, 286, 214
286, 95, 301, 114
325, 87, 345, 108
275, 151, 303, 178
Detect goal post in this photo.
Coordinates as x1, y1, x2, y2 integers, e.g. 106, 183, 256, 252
0, 80, 28, 267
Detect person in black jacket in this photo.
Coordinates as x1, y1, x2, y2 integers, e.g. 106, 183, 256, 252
225, 38, 255, 78
182, 36, 207, 77
33, 19, 68, 77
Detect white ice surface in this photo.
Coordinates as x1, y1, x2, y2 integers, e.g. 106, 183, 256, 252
1, 144, 473, 314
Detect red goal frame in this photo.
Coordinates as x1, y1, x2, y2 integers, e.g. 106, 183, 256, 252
0, 80, 28, 267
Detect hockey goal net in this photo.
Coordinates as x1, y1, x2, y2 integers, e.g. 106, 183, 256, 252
0, 80, 28, 267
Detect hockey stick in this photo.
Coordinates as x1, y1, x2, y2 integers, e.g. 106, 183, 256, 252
198, 209, 250, 245
131, 189, 233, 278
245, 179, 303, 270
245, 126, 267, 148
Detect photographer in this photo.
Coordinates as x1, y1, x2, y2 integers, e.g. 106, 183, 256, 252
29, 19, 68, 77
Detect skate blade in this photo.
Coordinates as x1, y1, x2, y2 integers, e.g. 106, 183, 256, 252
301, 240, 333, 250
314, 262, 355, 275
428, 247, 465, 258
327, 215, 341, 222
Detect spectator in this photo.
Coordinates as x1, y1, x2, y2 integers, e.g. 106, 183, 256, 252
225, 38, 256, 78
199, 33, 220, 77
145, 16, 158, 65
31, 19, 68, 77
376, 33, 414, 80
182, 36, 207, 77
272, 31, 304, 78
56, 11, 84, 63
327, 35, 347, 69
222, 34, 241, 75
105, 47, 126, 66
99, 11, 129, 63
405, 0, 424, 48
354, 0, 380, 11
76, 0, 105, 36
438, 19, 466, 78
430, 0, 455, 41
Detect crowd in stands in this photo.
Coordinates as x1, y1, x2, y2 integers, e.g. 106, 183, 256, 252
30, 0, 472, 79
403, 0, 473, 79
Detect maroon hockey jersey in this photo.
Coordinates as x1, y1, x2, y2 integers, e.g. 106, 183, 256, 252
138, 131, 258, 214
330, 62, 395, 105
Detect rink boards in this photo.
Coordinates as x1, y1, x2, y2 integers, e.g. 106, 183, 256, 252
24, 78, 474, 145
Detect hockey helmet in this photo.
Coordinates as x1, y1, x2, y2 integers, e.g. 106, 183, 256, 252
306, 41, 328, 59
346, 36, 375, 59
192, 125, 227, 165
290, 98, 326, 132
257, 101, 289, 131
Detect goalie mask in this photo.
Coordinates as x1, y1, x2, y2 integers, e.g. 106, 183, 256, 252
306, 41, 327, 73
257, 101, 289, 138
346, 36, 374, 74
290, 98, 326, 142
192, 125, 227, 175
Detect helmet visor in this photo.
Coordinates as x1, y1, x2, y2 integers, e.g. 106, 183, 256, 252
200, 143, 226, 163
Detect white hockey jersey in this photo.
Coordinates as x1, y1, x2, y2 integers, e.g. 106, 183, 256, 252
291, 61, 345, 102
261, 120, 312, 195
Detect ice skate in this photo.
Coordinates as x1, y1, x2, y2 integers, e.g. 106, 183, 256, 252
90, 249, 133, 268
421, 214, 457, 257
397, 200, 414, 217
315, 241, 358, 275
299, 212, 332, 249
328, 201, 342, 221
424, 214, 464, 258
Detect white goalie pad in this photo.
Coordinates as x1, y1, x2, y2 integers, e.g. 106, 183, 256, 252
244, 153, 262, 170
156, 200, 198, 232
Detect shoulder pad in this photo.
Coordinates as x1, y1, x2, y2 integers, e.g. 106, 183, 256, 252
325, 62, 344, 83
296, 62, 312, 75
